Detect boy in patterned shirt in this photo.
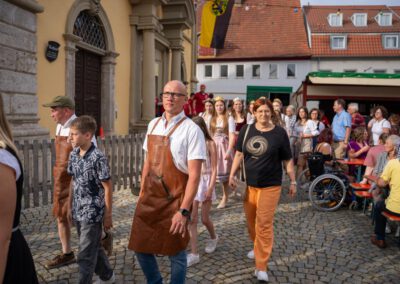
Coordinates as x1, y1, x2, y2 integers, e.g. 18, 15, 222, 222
67, 115, 114, 284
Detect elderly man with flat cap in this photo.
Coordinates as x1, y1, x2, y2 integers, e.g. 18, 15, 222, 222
42, 96, 104, 269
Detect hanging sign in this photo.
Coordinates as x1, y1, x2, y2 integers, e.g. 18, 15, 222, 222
45, 41, 60, 62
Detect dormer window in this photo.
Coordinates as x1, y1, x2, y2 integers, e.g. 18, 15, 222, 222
383, 34, 399, 49
328, 13, 343, 27
351, 13, 367, 27
375, 12, 392, 26
330, 35, 347, 49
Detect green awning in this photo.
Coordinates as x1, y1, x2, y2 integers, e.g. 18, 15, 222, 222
307, 72, 400, 86
308, 72, 400, 79
246, 86, 292, 102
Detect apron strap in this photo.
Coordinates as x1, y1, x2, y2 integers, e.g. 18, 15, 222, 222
150, 117, 163, 135
165, 117, 187, 139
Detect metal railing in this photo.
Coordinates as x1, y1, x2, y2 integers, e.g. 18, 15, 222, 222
15, 133, 146, 209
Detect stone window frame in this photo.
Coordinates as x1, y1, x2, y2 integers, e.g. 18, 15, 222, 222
64, 0, 119, 135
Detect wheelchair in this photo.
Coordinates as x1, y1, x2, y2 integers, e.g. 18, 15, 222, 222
297, 152, 350, 212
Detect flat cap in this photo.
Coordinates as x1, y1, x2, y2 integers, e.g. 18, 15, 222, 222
42, 96, 75, 109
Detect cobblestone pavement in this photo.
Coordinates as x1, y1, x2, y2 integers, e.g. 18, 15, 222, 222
21, 186, 400, 283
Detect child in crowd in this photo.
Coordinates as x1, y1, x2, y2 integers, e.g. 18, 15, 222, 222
187, 117, 219, 267
67, 116, 115, 284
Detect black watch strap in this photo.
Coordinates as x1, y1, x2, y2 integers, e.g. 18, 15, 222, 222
178, 208, 190, 218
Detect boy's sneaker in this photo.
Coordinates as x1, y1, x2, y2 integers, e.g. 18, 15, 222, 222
94, 272, 115, 284
101, 231, 113, 256
45, 252, 75, 269
247, 249, 255, 259
205, 235, 219, 253
187, 253, 200, 267
254, 270, 269, 282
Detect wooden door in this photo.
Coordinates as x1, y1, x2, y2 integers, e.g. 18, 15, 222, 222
75, 48, 102, 134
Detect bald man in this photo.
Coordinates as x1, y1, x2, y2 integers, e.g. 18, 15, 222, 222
128, 80, 206, 283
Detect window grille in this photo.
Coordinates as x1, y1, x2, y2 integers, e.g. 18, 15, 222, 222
73, 10, 106, 50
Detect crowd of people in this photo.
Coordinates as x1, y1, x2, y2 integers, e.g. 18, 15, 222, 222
1, 81, 400, 284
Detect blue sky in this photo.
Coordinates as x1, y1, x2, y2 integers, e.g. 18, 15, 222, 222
300, 0, 400, 5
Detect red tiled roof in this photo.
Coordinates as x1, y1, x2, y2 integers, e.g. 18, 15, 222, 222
197, 0, 311, 60
304, 5, 400, 33
311, 34, 400, 57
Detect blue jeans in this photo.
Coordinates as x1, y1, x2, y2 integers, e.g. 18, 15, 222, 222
76, 222, 113, 284
135, 250, 187, 284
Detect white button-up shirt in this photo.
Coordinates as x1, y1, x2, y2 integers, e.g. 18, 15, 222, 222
55, 114, 97, 146
143, 111, 206, 174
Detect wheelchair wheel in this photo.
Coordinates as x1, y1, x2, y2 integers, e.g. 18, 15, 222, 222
297, 168, 311, 199
308, 174, 346, 212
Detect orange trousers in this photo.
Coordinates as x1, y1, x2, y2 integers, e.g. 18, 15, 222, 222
244, 185, 281, 271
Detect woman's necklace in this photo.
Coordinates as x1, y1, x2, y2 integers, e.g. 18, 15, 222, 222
256, 122, 273, 133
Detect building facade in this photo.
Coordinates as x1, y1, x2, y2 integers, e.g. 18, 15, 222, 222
1, 0, 198, 139
304, 5, 400, 74
298, 5, 400, 117
196, 0, 311, 104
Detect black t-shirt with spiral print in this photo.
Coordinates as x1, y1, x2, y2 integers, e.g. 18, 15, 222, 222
236, 124, 292, 188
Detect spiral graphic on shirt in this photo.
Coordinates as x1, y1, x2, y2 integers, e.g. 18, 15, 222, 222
246, 136, 268, 157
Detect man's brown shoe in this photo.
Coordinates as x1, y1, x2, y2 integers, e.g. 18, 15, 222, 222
371, 235, 387, 249
101, 231, 113, 256
45, 252, 75, 269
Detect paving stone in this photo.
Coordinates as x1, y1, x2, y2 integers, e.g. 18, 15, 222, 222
20, 187, 400, 283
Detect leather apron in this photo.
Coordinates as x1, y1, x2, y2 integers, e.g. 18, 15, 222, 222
52, 135, 73, 221
128, 117, 189, 256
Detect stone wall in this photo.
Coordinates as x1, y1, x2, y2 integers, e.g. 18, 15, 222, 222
0, 0, 48, 140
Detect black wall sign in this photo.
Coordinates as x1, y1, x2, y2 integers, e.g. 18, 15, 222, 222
45, 41, 60, 62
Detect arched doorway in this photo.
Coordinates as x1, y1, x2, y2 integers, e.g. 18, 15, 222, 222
73, 10, 105, 134
65, 0, 118, 135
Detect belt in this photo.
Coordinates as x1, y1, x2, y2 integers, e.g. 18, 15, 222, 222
12, 226, 19, 233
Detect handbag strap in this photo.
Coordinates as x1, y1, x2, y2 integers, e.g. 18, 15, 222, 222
241, 124, 251, 181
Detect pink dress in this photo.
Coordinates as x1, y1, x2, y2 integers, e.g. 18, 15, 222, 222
195, 148, 216, 202
213, 117, 235, 182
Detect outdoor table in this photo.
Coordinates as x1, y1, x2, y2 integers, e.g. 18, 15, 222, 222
337, 158, 365, 182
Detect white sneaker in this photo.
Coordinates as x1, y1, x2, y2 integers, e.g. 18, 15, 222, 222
254, 270, 269, 282
94, 272, 115, 284
205, 235, 219, 253
187, 253, 200, 267
385, 224, 392, 234
247, 249, 255, 259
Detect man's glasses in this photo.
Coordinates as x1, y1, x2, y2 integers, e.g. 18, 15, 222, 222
162, 92, 186, 99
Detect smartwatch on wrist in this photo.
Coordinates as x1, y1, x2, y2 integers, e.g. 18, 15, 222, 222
178, 208, 191, 218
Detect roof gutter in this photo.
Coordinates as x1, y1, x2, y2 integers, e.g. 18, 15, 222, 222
198, 55, 312, 62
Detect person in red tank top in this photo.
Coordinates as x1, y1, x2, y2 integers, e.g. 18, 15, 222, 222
193, 84, 209, 116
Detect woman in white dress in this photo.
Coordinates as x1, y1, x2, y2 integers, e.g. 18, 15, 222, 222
368, 106, 391, 146
199, 99, 214, 131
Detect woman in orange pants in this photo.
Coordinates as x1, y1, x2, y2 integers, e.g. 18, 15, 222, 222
229, 97, 296, 282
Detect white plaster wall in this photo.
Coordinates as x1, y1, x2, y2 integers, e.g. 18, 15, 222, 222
311, 58, 400, 73
196, 60, 312, 100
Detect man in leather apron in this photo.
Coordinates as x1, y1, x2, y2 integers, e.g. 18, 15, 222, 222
128, 81, 206, 283
42, 96, 77, 269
